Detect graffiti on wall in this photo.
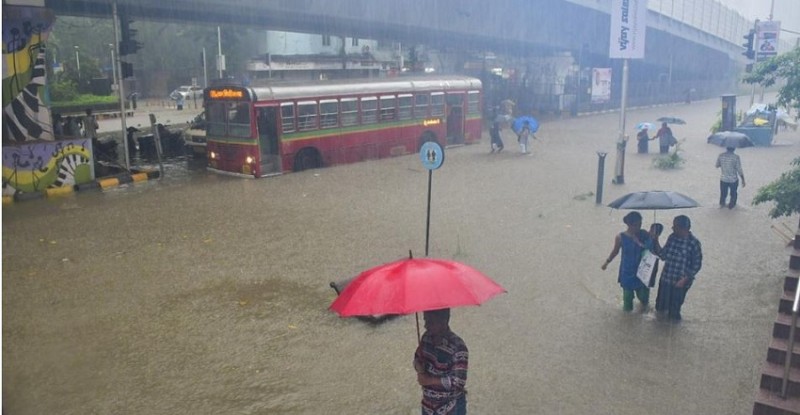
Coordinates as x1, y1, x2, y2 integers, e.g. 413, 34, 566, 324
2, 138, 94, 194
3, 5, 56, 145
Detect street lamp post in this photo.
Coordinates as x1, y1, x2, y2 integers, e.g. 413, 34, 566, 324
109, 43, 118, 96
74, 45, 81, 82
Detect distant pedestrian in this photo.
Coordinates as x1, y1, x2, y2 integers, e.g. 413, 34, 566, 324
601, 211, 658, 311
716, 146, 745, 209
489, 120, 504, 153
52, 113, 64, 137
64, 116, 81, 137
636, 127, 652, 154
176, 95, 185, 110
82, 108, 99, 139
654, 122, 675, 154
655, 215, 702, 321
517, 121, 532, 155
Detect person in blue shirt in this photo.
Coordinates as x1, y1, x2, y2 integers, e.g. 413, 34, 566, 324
601, 211, 660, 311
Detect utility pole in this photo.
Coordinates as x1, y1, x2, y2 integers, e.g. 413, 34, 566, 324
112, 1, 130, 170
217, 26, 223, 79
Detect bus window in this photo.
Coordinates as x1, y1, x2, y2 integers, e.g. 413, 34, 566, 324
341, 98, 358, 126
468, 91, 481, 115
414, 94, 429, 119
281, 103, 295, 133
207, 102, 227, 135
229, 102, 252, 137
431, 93, 445, 116
361, 97, 377, 124
297, 100, 318, 131
398, 94, 413, 120
380, 95, 396, 121
320, 100, 339, 129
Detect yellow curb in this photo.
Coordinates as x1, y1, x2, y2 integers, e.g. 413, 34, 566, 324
131, 173, 148, 182
2, 195, 13, 205
99, 178, 120, 189
45, 186, 74, 198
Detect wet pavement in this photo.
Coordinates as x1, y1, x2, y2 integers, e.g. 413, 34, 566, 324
3, 96, 799, 414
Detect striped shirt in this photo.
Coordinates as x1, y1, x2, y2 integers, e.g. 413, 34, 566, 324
716, 151, 743, 183
415, 330, 468, 415
658, 232, 703, 285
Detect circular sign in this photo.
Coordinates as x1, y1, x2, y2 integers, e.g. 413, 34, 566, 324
419, 141, 444, 170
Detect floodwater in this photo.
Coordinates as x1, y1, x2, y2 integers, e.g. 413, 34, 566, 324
3, 96, 799, 414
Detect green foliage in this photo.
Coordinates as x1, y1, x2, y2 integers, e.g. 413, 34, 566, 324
743, 46, 800, 114
710, 110, 722, 133
49, 80, 79, 101
753, 157, 800, 219
652, 141, 685, 170
51, 94, 118, 108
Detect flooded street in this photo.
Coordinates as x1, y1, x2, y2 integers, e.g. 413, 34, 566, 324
3, 97, 799, 414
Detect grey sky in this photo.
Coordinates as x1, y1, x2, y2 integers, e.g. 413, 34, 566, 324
721, 0, 800, 33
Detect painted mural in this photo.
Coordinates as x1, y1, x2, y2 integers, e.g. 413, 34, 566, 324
2, 4, 96, 195
3, 5, 56, 144
2, 138, 94, 194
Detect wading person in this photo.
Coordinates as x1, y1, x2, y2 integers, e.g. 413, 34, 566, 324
413, 308, 468, 415
601, 211, 658, 311
654, 122, 675, 154
716, 146, 745, 209
489, 120, 504, 153
655, 215, 703, 321
636, 126, 652, 154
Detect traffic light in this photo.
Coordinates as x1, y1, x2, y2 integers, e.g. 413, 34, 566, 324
742, 30, 755, 60
118, 16, 142, 56
118, 40, 142, 56
120, 61, 134, 79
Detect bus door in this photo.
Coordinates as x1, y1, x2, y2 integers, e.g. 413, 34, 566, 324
256, 106, 282, 176
445, 93, 465, 145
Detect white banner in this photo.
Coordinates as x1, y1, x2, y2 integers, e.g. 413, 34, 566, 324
609, 0, 648, 59
591, 68, 612, 104
756, 20, 780, 59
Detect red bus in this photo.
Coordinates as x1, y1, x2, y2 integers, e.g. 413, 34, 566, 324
203, 76, 482, 177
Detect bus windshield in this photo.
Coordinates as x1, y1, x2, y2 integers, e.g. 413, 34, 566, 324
207, 101, 253, 138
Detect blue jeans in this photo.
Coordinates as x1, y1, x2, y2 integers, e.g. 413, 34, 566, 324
720, 180, 739, 207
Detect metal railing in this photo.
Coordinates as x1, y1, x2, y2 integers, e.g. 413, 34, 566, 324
781, 284, 800, 398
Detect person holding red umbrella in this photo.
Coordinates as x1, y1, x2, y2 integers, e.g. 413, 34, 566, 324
413, 308, 468, 415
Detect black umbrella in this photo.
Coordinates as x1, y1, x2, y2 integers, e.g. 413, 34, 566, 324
608, 190, 700, 221
707, 131, 754, 148
657, 117, 686, 125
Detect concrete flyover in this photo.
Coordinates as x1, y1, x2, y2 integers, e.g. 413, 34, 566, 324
46, 0, 745, 80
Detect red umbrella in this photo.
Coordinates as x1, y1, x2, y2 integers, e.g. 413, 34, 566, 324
329, 257, 506, 317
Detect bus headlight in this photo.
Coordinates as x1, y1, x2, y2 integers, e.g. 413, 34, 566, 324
245, 156, 254, 164
209, 151, 217, 160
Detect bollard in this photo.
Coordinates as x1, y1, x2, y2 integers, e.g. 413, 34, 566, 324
596, 152, 608, 205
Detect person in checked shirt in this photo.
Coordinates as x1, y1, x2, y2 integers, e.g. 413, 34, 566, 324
716, 146, 746, 209
414, 308, 468, 415
655, 215, 703, 321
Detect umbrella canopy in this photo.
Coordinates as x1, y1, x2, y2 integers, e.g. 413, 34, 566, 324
511, 116, 539, 134
607, 190, 700, 210
329, 258, 506, 317
636, 122, 656, 131
707, 131, 754, 148
657, 117, 687, 125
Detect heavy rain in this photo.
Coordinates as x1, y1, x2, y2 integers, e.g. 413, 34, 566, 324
3, 0, 800, 414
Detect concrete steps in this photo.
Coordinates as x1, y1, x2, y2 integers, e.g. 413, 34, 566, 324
754, 226, 800, 415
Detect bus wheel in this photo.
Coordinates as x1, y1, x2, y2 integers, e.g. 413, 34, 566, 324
293, 148, 322, 171
418, 132, 437, 151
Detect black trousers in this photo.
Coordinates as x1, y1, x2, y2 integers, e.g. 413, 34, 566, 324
655, 281, 689, 319
719, 180, 739, 207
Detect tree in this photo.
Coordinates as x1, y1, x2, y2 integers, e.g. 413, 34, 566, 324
753, 157, 800, 227
743, 46, 800, 114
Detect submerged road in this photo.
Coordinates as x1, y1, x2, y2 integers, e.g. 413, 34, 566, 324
3, 96, 799, 414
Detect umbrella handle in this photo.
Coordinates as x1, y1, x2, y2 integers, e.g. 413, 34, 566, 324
415, 312, 421, 343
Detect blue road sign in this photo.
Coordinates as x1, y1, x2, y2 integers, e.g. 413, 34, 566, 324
419, 141, 444, 170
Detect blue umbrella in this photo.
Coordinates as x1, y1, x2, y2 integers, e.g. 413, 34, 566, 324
636, 122, 656, 131
512, 116, 539, 134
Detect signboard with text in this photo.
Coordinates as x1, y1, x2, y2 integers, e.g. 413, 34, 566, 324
756, 20, 780, 60
608, 0, 648, 59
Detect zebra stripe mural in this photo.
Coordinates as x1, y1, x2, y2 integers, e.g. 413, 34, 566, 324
3, 5, 55, 145
3, 4, 96, 195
